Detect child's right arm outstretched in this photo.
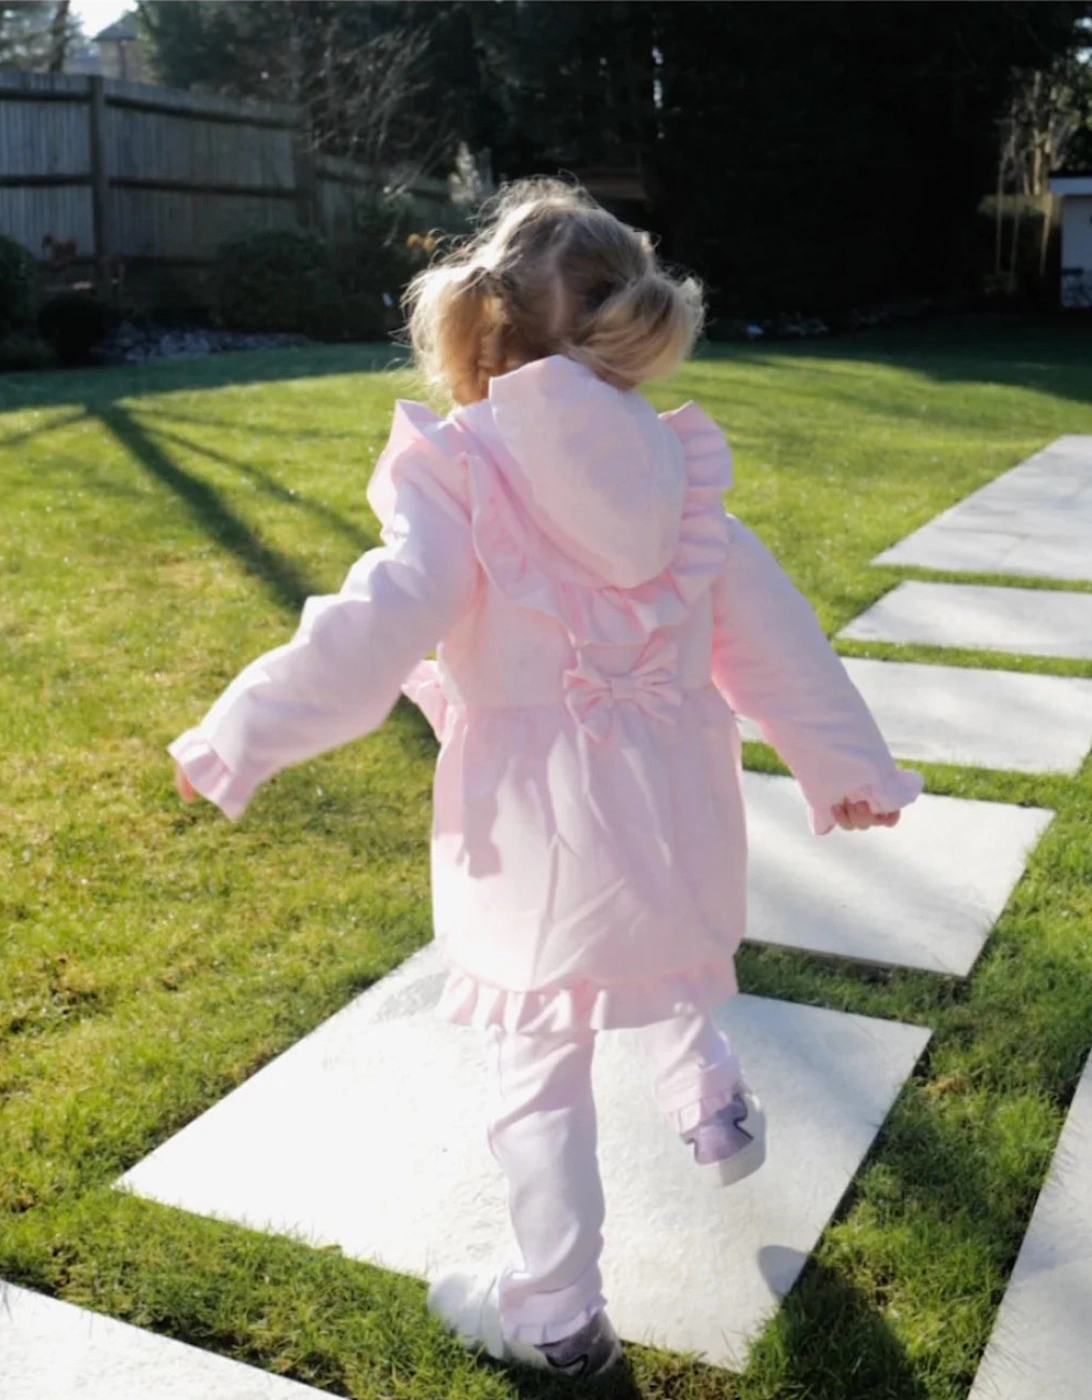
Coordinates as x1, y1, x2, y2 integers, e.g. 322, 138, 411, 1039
170, 412, 477, 820
710, 519, 923, 834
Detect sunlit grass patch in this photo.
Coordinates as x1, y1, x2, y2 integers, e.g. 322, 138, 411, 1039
2, 321, 1091, 1398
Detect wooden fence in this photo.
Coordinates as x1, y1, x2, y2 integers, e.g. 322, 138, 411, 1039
0, 70, 454, 292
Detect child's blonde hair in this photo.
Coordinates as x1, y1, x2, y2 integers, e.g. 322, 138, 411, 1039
404, 178, 704, 405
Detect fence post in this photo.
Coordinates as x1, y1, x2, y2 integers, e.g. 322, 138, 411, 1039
87, 76, 111, 296
293, 135, 319, 236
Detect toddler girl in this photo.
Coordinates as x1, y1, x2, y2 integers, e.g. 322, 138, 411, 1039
170, 179, 922, 1380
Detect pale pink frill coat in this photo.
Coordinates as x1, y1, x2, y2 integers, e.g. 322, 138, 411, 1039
169, 355, 922, 1036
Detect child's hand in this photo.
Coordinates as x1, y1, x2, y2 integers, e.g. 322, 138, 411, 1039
173, 761, 197, 804
832, 798, 900, 832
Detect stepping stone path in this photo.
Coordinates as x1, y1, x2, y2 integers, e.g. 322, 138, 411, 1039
969, 1052, 1092, 1400
741, 656, 1092, 774
743, 772, 1052, 974
866, 435, 1091, 1399
874, 434, 1092, 580
92, 432, 1083, 1386
0, 1282, 328, 1400
119, 943, 931, 1371
840, 581, 1092, 661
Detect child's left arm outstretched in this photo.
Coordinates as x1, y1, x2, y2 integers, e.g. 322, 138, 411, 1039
710, 518, 923, 834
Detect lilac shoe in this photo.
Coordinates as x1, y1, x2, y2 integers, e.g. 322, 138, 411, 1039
682, 1088, 767, 1186
428, 1270, 622, 1378
536, 1311, 624, 1379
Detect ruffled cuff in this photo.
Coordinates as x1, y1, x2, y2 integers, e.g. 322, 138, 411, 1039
167, 728, 257, 821
809, 766, 925, 836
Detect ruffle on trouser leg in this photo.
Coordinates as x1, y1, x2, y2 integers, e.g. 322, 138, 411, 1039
499, 1262, 607, 1346
486, 1026, 609, 1345
636, 1010, 745, 1132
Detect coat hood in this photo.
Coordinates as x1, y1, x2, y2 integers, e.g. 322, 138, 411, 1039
457, 356, 689, 590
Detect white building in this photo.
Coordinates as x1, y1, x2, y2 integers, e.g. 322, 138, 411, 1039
1048, 173, 1092, 308
65, 18, 151, 82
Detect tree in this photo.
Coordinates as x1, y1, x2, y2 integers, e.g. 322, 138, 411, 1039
992, 46, 1092, 286
645, 1, 1090, 316
0, 1, 80, 70
137, 0, 1092, 316
1001, 57, 1091, 197
459, 1, 660, 177
46, 0, 69, 71
137, 1, 466, 174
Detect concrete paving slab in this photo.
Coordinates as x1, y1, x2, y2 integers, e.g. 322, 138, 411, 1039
969, 1054, 1092, 1400
119, 945, 931, 1371
874, 436, 1092, 581
740, 657, 1092, 774
840, 582, 1092, 660
0, 1283, 328, 1400
743, 772, 1052, 975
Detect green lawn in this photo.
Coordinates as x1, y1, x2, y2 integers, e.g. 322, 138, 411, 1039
2, 318, 1091, 1400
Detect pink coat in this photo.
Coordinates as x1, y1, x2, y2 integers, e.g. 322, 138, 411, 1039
170, 356, 922, 1035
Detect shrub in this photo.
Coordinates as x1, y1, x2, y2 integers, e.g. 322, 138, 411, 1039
0, 235, 38, 339
37, 293, 109, 366
328, 195, 416, 340
215, 201, 472, 342
0, 336, 56, 374
326, 194, 461, 342
215, 228, 337, 336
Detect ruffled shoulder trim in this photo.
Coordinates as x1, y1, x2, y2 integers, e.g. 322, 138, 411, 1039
366, 399, 471, 533
464, 395, 735, 648
660, 401, 735, 492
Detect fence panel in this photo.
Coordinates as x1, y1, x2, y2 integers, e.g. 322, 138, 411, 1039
0, 71, 455, 302
0, 96, 90, 178
106, 107, 296, 190
109, 187, 297, 261
0, 185, 94, 258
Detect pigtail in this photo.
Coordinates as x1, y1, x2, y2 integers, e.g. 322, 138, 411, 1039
566, 270, 705, 390
404, 261, 499, 406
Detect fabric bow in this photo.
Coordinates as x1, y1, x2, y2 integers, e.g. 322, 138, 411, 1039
563, 636, 683, 742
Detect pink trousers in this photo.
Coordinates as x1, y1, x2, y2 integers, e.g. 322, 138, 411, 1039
486, 1011, 742, 1344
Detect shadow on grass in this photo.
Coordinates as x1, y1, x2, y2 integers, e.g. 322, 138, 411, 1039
97, 403, 321, 612
756, 1247, 931, 1400
753, 1039, 1061, 1400
0, 342, 410, 416
0, 345, 408, 615
136, 402, 378, 444
699, 314, 1092, 415
134, 417, 374, 555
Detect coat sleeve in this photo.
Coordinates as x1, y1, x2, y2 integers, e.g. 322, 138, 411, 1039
711, 517, 923, 833
168, 413, 477, 819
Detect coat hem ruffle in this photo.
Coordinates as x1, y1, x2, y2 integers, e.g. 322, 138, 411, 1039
435, 959, 741, 1035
